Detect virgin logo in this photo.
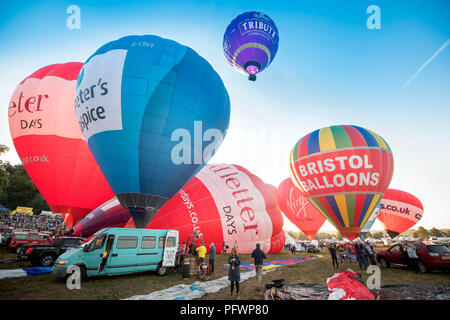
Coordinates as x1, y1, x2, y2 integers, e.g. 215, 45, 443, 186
9, 92, 49, 117
288, 188, 314, 221
208, 164, 259, 235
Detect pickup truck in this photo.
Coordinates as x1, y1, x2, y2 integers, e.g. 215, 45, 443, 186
19, 237, 85, 267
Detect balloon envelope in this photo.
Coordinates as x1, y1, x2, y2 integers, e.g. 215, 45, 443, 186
289, 125, 394, 240
360, 204, 381, 237
378, 189, 423, 238
223, 11, 279, 80
8, 63, 114, 228
75, 35, 230, 228
128, 164, 285, 254
70, 197, 130, 237
276, 178, 326, 240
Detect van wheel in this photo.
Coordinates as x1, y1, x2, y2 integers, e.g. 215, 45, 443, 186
156, 263, 167, 276
40, 254, 56, 267
78, 265, 87, 281
16, 246, 25, 255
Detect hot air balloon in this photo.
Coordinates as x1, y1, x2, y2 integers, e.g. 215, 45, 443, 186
223, 11, 279, 81
378, 189, 423, 238
8, 63, 115, 228
360, 204, 380, 239
74, 35, 230, 228
276, 178, 326, 240
70, 197, 130, 237
289, 125, 394, 240
127, 164, 285, 254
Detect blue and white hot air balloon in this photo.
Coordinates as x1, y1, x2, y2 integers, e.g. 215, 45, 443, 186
75, 35, 231, 227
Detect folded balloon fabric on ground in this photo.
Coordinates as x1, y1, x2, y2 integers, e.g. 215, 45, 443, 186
223, 256, 320, 271
0, 267, 52, 280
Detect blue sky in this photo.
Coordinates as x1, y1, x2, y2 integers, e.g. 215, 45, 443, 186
0, 0, 449, 232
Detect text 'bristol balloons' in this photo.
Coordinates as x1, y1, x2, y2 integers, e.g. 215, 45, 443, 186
276, 178, 326, 240
8, 63, 115, 228
75, 35, 231, 228
289, 125, 394, 240
378, 189, 424, 238
128, 164, 285, 254
223, 11, 279, 81
70, 197, 130, 238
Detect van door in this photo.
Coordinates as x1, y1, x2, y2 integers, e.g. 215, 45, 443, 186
84, 234, 107, 276
162, 230, 178, 267
106, 235, 138, 274
136, 235, 159, 271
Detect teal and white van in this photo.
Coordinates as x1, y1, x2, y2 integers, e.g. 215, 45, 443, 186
52, 227, 178, 279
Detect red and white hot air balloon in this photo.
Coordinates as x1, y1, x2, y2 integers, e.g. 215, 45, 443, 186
8, 63, 114, 228
276, 178, 326, 240
378, 189, 424, 238
127, 164, 285, 254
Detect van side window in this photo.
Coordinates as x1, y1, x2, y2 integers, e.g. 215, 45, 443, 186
30, 235, 39, 240
15, 234, 28, 240
166, 237, 176, 248
142, 236, 156, 249
159, 237, 166, 249
117, 236, 138, 249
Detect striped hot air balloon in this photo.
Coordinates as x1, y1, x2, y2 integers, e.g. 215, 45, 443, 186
289, 125, 394, 240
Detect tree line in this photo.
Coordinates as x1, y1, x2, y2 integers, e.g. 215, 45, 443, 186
287, 226, 450, 241
0, 144, 49, 214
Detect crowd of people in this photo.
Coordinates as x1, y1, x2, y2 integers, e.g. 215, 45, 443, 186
0, 211, 67, 235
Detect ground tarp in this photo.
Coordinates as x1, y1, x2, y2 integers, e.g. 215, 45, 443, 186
265, 283, 450, 300
0, 267, 52, 280
125, 269, 274, 300
224, 255, 321, 271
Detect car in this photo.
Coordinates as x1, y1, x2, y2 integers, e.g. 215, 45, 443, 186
8, 231, 52, 254
307, 245, 320, 253
376, 242, 450, 273
52, 227, 179, 280
18, 237, 85, 267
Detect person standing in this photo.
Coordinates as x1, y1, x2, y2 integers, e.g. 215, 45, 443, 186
251, 243, 266, 291
222, 241, 228, 255
328, 243, 339, 269
406, 243, 420, 273
355, 241, 368, 270
196, 241, 207, 268
228, 248, 241, 299
178, 241, 187, 267
209, 242, 216, 276
365, 240, 376, 265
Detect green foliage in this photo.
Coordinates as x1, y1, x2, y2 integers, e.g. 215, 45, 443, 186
429, 228, 444, 237
417, 226, 430, 239
0, 145, 49, 213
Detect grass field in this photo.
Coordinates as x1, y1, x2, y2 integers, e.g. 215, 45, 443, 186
0, 247, 449, 300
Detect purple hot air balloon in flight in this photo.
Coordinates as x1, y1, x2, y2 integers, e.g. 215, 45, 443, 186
223, 11, 279, 81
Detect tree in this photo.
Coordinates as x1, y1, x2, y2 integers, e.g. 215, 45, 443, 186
417, 226, 430, 239
429, 228, 444, 237
0, 145, 10, 204
372, 232, 384, 239
3, 164, 49, 214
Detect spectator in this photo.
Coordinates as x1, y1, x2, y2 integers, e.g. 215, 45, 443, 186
222, 241, 228, 255
251, 243, 266, 291
178, 241, 187, 267
406, 243, 420, 273
365, 241, 376, 265
328, 243, 339, 269
196, 241, 207, 268
228, 248, 241, 299
209, 242, 216, 276
354, 241, 368, 270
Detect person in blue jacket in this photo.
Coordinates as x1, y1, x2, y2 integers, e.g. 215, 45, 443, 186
251, 243, 267, 291
228, 248, 241, 299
